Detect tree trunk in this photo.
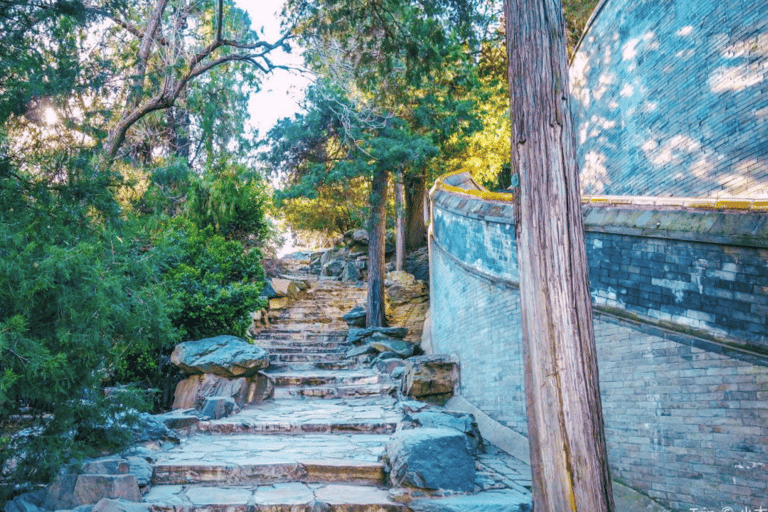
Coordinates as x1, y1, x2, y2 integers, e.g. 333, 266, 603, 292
366, 168, 389, 327
504, 1, 614, 511
395, 170, 406, 271
404, 174, 427, 250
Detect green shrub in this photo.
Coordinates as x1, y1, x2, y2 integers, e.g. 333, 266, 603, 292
0, 197, 178, 494
160, 222, 266, 340
186, 162, 272, 245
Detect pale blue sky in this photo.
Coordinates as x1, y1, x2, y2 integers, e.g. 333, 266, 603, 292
236, 0, 310, 135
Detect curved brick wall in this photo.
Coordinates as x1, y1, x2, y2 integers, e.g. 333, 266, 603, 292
570, 0, 768, 198
428, 172, 768, 511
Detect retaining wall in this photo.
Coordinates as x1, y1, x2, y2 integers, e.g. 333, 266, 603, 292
428, 172, 768, 511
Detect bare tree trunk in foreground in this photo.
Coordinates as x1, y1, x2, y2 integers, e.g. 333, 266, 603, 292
504, 0, 615, 510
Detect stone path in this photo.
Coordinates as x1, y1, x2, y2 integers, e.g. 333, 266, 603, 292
142, 259, 533, 511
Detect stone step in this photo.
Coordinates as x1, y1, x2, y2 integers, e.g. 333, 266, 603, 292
273, 382, 397, 400
264, 369, 383, 388
267, 360, 359, 371
192, 397, 400, 435
151, 433, 390, 486
143, 483, 405, 512
256, 340, 351, 352
253, 331, 347, 341
263, 348, 347, 358
270, 352, 346, 364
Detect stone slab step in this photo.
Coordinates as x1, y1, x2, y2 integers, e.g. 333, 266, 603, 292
267, 360, 359, 371
264, 369, 382, 388
152, 433, 389, 486
273, 382, 397, 400
270, 352, 346, 364
253, 331, 347, 340
193, 397, 401, 435
260, 345, 347, 354
144, 482, 405, 512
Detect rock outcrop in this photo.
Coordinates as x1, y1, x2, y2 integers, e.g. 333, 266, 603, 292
401, 355, 459, 405
385, 427, 476, 492
171, 335, 269, 378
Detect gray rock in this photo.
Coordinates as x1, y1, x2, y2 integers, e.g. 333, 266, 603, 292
154, 409, 200, 430
91, 499, 150, 512
321, 258, 345, 277
45, 466, 80, 510
374, 357, 407, 375
4, 490, 47, 512
342, 306, 367, 327
347, 326, 408, 344
343, 228, 369, 247
200, 396, 236, 420
130, 413, 180, 444
72, 475, 141, 506
346, 344, 377, 358
81, 457, 128, 476
402, 355, 459, 405
171, 335, 269, 377
401, 410, 483, 455
260, 280, 277, 299
408, 491, 532, 512
368, 336, 415, 358
385, 427, 475, 492
125, 457, 153, 488
341, 262, 362, 281
173, 374, 247, 410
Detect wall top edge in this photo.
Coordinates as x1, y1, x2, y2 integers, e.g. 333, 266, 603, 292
432, 172, 768, 214
583, 196, 768, 213
431, 171, 515, 204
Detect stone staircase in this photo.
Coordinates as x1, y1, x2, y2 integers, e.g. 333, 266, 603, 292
142, 259, 533, 511
143, 267, 409, 511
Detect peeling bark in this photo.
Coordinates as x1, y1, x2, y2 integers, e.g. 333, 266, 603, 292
504, 0, 614, 510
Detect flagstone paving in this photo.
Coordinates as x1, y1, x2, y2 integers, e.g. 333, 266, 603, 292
143, 259, 534, 511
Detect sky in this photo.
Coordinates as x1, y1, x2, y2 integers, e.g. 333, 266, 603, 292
235, 0, 311, 135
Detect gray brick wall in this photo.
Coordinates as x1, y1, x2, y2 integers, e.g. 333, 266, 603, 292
570, 0, 768, 198
429, 184, 768, 511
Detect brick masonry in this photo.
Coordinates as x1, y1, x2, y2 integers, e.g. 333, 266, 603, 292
429, 180, 768, 511
570, 0, 768, 198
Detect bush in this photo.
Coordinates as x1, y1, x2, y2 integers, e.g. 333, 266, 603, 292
0, 156, 270, 498
160, 222, 266, 340
186, 162, 272, 245
0, 177, 179, 494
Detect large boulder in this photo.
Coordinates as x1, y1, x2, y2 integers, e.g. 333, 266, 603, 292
401, 355, 459, 405
385, 427, 475, 492
171, 335, 269, 378
400, 409, 483, 456
172, 372, 273, 410
45, 465, 142, 510
5, 490, 47, 512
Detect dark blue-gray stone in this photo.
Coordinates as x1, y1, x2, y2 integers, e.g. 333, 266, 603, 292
386, 427, 475, 492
